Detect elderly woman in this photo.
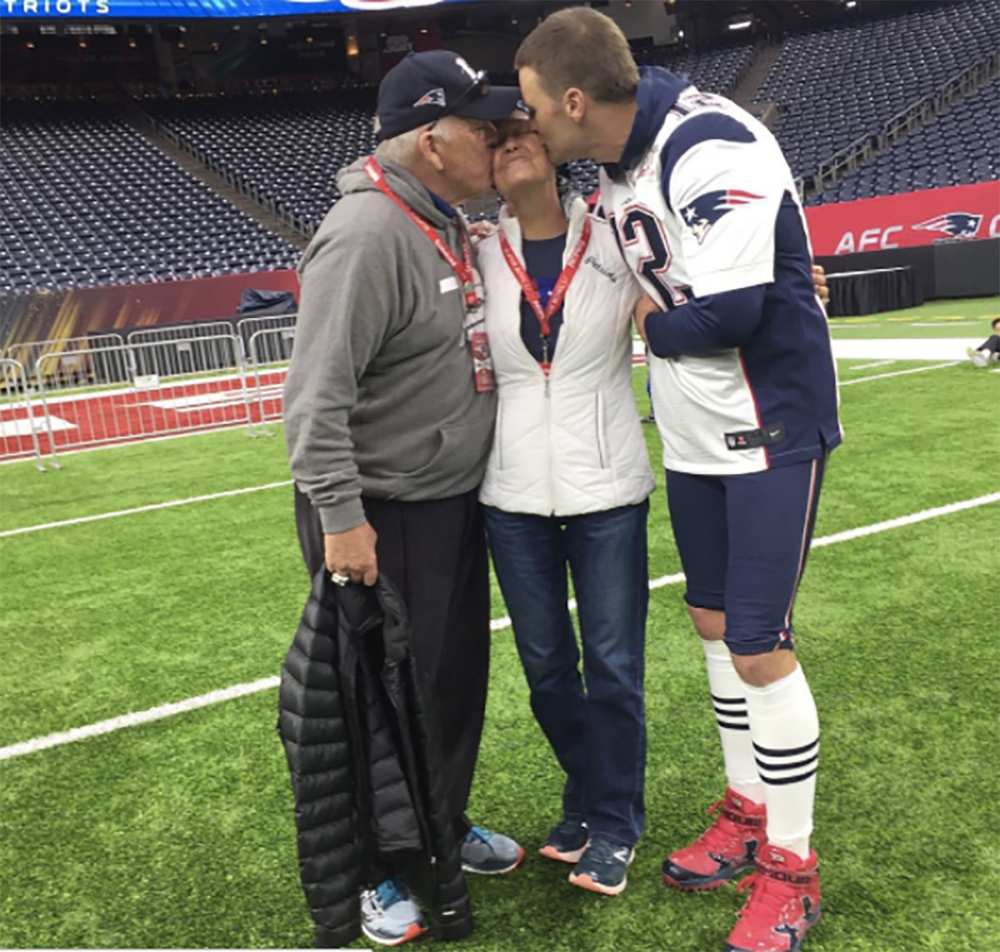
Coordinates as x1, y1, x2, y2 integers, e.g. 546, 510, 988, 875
477, 115, 654, 896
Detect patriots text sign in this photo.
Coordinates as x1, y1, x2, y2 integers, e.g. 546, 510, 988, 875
2, 0, 468, 18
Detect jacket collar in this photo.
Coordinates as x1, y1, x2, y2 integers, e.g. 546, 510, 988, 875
337, 155, 460, 231
497, 193, 590, 265
604, 67, 690, 178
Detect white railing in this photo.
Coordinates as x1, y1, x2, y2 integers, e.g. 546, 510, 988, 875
1, 333, 127, 386
245, 326, 296, 436
0, 319, 301, 463
0, 358, 48, 471
32, 335, 252, 459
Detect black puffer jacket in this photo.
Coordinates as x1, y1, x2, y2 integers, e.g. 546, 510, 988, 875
278, 569, 473, 948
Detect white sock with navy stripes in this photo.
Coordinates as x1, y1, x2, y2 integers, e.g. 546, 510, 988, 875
702, 639, 764, 804
744, 664, 820, 860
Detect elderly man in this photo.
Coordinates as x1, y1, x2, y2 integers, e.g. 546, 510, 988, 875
283, 51, 524, 947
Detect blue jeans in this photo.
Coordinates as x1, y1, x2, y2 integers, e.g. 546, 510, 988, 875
483, 501, 649, 847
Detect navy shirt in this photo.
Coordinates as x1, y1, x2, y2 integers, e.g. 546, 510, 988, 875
519, 233, 568, 365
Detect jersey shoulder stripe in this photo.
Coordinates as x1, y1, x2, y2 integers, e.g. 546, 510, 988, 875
659, 112, 757, 210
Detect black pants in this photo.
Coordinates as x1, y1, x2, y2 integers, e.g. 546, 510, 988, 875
977, 334, 1000, 355
294, 487, 491, 831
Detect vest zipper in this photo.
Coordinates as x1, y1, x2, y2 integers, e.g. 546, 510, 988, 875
595, 391, 608, 469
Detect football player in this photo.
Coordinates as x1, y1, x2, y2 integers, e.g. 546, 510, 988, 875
516, 10, 841, 952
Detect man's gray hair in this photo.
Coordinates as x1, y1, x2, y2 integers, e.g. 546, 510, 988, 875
373, 116, 462, 166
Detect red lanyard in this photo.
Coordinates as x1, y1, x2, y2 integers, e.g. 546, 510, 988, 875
498, 217, 592, 374
364, 157, 480, 309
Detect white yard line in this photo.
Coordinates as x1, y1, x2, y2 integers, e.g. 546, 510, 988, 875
839, 362, 959, 386
808, 491, 1000, 547
0, 419, 276, 468
832, 338, 978, 361
2, 489, 997, 763
846, 359, 896, 372
0, 481, 293, 538
917, 321, 979, 327
0, 679, 279, 762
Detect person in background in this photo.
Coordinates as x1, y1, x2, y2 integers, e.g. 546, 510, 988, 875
283, 51, 524, 947
968, 316, 1000, 366
477, 111, 654, 897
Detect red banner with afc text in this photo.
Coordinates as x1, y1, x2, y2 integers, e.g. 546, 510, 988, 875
804, 180, 1000, 256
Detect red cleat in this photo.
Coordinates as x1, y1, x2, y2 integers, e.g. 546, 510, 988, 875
662, 788, 766, 891
724, 844, 822, 952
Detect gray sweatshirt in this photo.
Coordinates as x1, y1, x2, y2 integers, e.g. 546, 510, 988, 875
283, 157, 497, 534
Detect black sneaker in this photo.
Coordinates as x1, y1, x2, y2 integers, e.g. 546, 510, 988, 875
539, 818, 589, 865
568, 835, 635, 896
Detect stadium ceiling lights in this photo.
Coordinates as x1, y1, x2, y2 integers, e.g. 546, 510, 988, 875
727, 18, 753, 31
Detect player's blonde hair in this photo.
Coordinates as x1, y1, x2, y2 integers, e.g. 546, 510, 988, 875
515, 7, 639, 104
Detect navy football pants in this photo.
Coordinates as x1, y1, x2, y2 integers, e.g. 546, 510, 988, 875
666, 457, 825, 656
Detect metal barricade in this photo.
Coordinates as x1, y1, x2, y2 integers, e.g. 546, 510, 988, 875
236, 314, 297, 367
2, 333, 127, 388
245, 327, 295, 435
128, 322, 241, 379
34, 334, 254, 457
0, 359, 48, 470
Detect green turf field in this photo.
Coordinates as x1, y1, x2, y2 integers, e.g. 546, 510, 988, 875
827, 295, 997, 339
2, 317, 999, 950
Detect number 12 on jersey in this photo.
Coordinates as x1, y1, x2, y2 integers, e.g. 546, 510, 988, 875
618, 206, 689, 311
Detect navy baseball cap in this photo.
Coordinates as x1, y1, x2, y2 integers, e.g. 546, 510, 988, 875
376, 50, 522, 142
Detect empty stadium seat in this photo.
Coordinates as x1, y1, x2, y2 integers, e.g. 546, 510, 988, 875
809, 74, 1000, 204
756, 0, 1000, 179
145, 90, 378, 235
0, 101, 300, 295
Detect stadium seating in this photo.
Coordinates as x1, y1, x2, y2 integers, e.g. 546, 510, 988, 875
2, 1, 998, 297
810, 75, 1000, 204
0, 101, 300, 295
145, 90, 378, 234
756, 0, 1000, 179
145, 46, 756, 232
635, 42, 756, 98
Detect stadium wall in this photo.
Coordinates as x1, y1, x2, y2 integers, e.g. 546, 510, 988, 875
804, 181, 1000, 257
817, 237, 1000, 301
0, 270, 299, 352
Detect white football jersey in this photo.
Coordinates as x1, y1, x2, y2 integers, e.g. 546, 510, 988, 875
600, 75, 841, 475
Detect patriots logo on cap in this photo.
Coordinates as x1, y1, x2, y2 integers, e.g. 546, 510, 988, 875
413, 87, 447, 108
680, 189, 764, 244
454, 55, 478, 81
912, 212, 982, 240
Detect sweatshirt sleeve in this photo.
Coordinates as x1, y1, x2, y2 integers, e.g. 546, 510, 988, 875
283, 212, 408, 534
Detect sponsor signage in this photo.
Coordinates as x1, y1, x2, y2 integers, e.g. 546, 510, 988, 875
804, 180, 1000, 256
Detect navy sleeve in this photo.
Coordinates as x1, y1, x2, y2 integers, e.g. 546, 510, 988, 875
644, 285, 767, 358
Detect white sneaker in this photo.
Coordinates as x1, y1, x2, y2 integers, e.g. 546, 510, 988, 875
360, 878, 427, 947
968, 348, 990, 368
